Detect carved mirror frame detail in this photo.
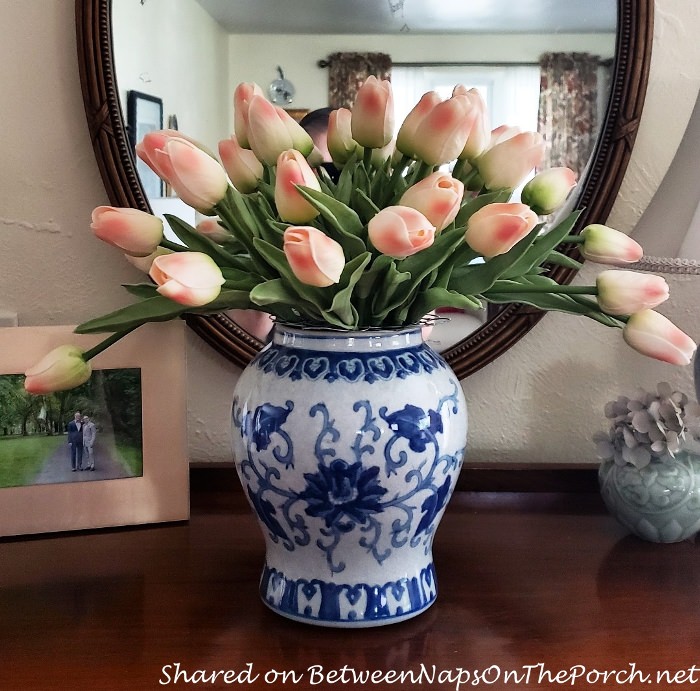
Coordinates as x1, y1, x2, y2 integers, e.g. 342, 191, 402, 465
75, 0, 653, 377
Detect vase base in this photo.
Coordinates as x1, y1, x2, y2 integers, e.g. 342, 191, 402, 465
259, 563, 437, 627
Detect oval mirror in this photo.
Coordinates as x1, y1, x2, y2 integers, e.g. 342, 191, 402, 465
75, 0, 652, 378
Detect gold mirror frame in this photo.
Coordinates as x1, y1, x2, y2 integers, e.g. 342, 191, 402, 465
75, 0, 652, 378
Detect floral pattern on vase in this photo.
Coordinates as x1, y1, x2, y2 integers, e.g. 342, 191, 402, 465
232, 325, 467, 627
599, 453, 700, 543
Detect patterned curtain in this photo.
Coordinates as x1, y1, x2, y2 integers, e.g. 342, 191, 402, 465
538, 52, 600, 178
326, 52, 392, 109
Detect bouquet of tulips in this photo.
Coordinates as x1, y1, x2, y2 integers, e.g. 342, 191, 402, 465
24, 77, 696, 393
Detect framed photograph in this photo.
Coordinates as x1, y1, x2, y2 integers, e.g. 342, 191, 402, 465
0, 322, 188, 537
127, 90, 164, 199
285, 108, 309, 123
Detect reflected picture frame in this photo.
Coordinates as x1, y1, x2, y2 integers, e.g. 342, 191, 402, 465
0, 322, 188, 537
126, 90, 164, 199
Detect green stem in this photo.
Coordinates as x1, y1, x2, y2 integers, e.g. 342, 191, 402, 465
489, 284, 598, 295
362, 147, 373, 170
563, 235, 585, 244
82, 326, 139, 362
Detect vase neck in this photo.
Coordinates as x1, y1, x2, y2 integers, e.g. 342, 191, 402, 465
271, 325, 424, 353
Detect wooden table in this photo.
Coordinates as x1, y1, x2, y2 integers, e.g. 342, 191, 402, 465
1, 479, 698, 690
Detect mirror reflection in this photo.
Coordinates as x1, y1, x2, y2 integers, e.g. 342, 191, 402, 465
111, 0, 616, 350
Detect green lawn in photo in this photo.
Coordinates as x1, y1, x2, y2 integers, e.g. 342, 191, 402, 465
117, 444, 143, 477
0, 435, 63, 488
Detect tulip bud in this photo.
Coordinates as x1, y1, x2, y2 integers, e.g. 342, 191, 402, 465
25, 345, 91, 394
274, 106, 314, 157
596, 270, 669, 315
411, 95, 476, 166
283, 226, 345, 287
477, 131, 546, 190
154, 138, 229, 211
274, 150, 322, 224
218, 136, 263, 193
368, 206, 436, 259
327, 108, 361, 165
521, 167, 577, 215
351, 76, 394, 149
196, 218, 230, 244
623, 310, 697, 366
580, 224, 643, 265
149, 252, 225, 306
396, 91, 443, 158
464, 202, 539, 257
453, 86, 490, 160
246, 96, 296, 165
137, 130, 217, 184
91, 206, 163, 257
399, 171, 464, 232
233, 82, 265, 149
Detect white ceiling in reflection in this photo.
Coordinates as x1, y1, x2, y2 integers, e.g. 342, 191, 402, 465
195, 0, 617, 35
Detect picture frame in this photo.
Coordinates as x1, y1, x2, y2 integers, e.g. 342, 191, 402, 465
126, 90, 164, 199
0, 322, 188, 537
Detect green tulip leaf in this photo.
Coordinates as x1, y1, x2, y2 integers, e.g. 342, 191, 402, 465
122, 283, 159, 299
75, 296, 189, 334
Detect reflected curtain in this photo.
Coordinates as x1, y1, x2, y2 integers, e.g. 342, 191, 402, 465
538, 52, 600, 178
326, 52, 392, 109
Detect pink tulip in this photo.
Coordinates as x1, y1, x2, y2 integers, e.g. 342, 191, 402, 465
149, 252, 225, 306
196, 218, 230, 244
580, 224, 643, 265
246, 96, 297, 165
218, 136, 263, 193
399, 171, 464, 231
351, 76, 394, 149
25, 345, 91, 394
154, 138, 229, 211
464, 202, 539, 257
368, 206, 436, 259
623, 310, 697, 366
274, 150, 322, 223
136, 130, 216, 184
453, 86, 490, 160
521, 167, 577, 215
477, 131, 546, 190
327, 108, 360, 164
283, 226, 345, 287
396, 91, 443, 158
596, 270, 669, 315
274, 106, 314, 157
488, 125, 521, 148
136, 131, 175, 183
411, 95, 477, 166
233, 82, 265, 149
91, 206, 163, 257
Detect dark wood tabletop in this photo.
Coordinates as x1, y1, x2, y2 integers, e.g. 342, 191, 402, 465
1, 478, 698, 690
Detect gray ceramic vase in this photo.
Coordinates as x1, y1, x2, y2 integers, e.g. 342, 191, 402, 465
599, 453, 700, 543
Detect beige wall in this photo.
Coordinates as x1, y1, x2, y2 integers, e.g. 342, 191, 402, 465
1, 0, 699, 467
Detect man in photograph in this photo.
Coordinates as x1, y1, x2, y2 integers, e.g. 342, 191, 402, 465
67, 411, 83, 472
82, 415, 97, 471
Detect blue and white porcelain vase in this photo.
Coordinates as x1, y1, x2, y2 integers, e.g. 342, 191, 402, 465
599, 453, 700, 543
231, 324, 467, 627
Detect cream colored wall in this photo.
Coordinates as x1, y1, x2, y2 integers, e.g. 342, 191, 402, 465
112, 0, 229, 152
0, 0, 698, 467
228, 33, 615, 113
